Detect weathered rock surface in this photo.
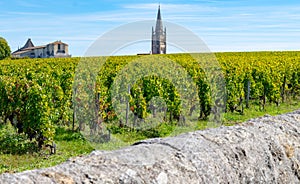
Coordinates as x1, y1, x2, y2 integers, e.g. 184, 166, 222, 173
1, 110, 300, 183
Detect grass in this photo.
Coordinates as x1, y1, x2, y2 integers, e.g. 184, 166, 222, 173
0, 127, 94, 174
224, 100, 300, 125
0, 100, 300, 174
0, 141, 93, 173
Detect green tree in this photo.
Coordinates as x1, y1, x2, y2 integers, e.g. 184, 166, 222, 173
0, 37, 11, 60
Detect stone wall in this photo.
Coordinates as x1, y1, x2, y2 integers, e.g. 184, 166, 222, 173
1, 110, 300, 183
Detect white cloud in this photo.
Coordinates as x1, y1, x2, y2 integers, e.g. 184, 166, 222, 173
5, 11, 50, 16
61, 11, 153, 22
16, 0, 42, 8
122, 3, 218, 13
3, 1, 300, 55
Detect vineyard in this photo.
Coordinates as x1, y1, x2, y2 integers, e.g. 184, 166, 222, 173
0, 51, 300, 152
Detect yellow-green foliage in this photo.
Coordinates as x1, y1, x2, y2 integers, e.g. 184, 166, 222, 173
0, 52, 299, 147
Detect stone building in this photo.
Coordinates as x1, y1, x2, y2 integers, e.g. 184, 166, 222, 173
12, 38, 71, 58
151, 5, 166, 54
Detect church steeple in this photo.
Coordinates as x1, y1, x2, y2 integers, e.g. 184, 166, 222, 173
155, 5, 163, 33
157, 5, 162, 20
151, 5, 166, 54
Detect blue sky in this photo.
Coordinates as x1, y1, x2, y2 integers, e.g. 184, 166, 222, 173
1, 0, 300, 56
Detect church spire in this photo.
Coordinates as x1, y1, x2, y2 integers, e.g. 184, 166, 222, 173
151, 5, 166, 54
157, 5, 161, 20
155, 5, 163, 33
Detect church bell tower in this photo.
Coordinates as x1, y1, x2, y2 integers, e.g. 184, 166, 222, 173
151, 5, 166, 54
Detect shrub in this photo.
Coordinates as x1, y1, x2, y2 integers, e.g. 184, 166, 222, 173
0, 123, 38, 154
0, 37, 11, 60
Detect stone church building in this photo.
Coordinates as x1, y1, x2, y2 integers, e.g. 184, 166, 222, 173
151, 5, 166, 54
12, 38, 71, 58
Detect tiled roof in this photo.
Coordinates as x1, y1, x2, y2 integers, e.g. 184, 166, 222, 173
21, 38, 34, 49
11, 50, 31, 55
12, 39, 69, 56
22, 45, 46, 50
49, 41, 68, 46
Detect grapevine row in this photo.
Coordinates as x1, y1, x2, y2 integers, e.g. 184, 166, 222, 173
0, 52, 299, 147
